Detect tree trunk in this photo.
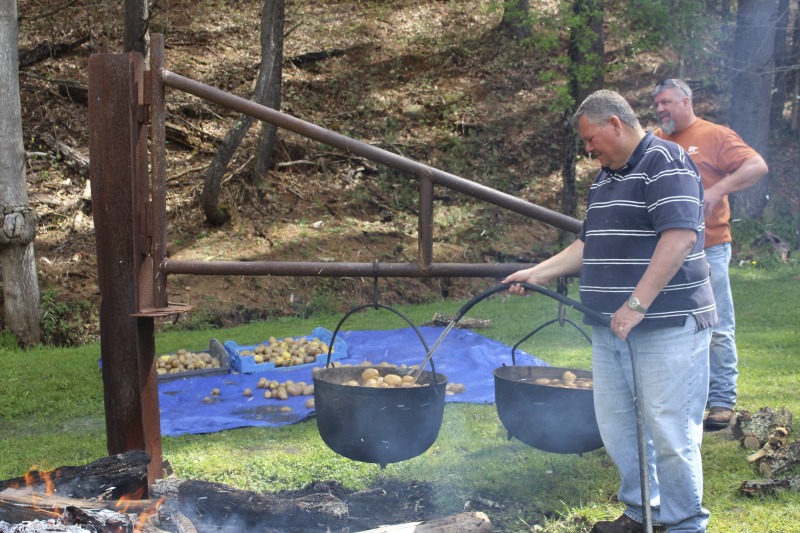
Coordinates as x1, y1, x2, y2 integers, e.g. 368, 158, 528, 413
560, 0, 604, 242
499, 0, 531, 39
201, 0, 287, 225
769, 0, 791, 130
0, 0, 41, 346
253, 0, 286, 180
790, 0, 800, 132
727, 0, 777, 218
124, 0, 149, 56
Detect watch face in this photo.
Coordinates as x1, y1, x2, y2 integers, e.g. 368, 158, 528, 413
628, 297, 645, 313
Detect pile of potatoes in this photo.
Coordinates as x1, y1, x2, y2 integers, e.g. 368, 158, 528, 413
202, 378, 316, 409
332, 366, 465, 395
157, 349, 224, 375
532, 370, 593, 390
239, 336, 331, 368
256, 376, 314, 400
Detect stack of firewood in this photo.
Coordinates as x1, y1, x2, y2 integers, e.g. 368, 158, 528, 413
734, 407, 800, 496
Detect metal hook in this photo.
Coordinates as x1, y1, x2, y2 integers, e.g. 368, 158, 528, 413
557, 277, 568, 326
372, 259, 380, 308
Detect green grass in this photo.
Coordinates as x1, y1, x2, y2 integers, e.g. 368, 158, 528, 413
1, 267, 799, 531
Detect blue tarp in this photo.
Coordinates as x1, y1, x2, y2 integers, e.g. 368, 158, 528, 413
157, 326, 548, 437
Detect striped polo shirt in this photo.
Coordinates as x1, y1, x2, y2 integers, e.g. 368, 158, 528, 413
578, 132, 717, 330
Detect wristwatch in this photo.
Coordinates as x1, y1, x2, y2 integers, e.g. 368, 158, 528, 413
627, 295, 648, 314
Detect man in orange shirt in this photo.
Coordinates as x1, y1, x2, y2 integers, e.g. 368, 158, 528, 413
652, 78, 768, 431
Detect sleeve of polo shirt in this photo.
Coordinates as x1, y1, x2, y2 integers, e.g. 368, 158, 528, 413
644, 147, 704, 235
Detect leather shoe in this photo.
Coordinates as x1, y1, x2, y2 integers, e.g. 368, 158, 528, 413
705, 406, 734, 431
591, 513, 665, 532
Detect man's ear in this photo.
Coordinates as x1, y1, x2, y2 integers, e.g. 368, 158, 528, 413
609, 115, 623, 135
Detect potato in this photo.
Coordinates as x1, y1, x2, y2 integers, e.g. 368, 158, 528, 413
383, 374, 403, 387
286, 383, 303, 396
446, 383, 466, 394
361, 368, 380, 382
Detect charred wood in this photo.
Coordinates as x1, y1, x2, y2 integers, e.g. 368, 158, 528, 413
61, 506, 133, 531
0, 451, 150, 502
0, 521, 92, 532
0, 488, 156, 524
176, 479, 348, 531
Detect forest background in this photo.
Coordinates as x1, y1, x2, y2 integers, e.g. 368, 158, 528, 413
6, 0, 800, 347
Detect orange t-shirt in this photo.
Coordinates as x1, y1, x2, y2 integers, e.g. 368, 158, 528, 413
654, 118, 759, 248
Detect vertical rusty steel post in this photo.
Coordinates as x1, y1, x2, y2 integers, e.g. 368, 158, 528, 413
88, 52, 163, 484
418, 175, 434, 273
149, 34, 168, 310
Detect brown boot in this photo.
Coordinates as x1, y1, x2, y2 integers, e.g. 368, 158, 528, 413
705, 406, 734, 431
591, 514, 665, 532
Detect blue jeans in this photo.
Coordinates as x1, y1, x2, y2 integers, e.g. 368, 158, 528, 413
592, 317, 711, 532
705, 242, 737, 410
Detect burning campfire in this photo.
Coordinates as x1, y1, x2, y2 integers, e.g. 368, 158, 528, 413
0, 451, 491, 532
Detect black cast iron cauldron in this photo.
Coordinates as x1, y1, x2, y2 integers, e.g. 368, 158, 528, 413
494, 365, 602, 454
313, 365, 447, 467
452, 282, 609, 455
313, 303, 448, 467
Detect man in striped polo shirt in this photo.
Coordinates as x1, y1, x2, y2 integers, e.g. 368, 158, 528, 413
504, 90, 716, 532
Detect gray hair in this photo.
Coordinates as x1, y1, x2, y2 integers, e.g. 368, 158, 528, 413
652, 78, 693, 102
571, 89, 641, 129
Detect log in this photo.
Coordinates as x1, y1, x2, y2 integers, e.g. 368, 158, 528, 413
176, 479, 349, 531
731, 407, 793, 449
0, 451, 150, 501
61, 506, 133, 531
19, 34, 91, 68
746, 427, 790, 463
422, 312, 492, 329
740, 475, 800, 496
355, 511, 492, 532
0, 488, 156, 524
0, 521, 92, 532
756, 439, 800, 478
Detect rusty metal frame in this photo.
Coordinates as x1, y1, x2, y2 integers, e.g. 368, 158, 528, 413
88, 34, 582, 485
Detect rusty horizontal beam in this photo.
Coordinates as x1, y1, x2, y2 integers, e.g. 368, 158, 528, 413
162, 260, 528, 278
159, 69, 582, 234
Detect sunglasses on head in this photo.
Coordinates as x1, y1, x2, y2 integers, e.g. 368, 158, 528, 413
657, 78, 688, 96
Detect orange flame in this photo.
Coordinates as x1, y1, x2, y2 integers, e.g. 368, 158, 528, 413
115, 486, 146, 513
133, 495, 165, 532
